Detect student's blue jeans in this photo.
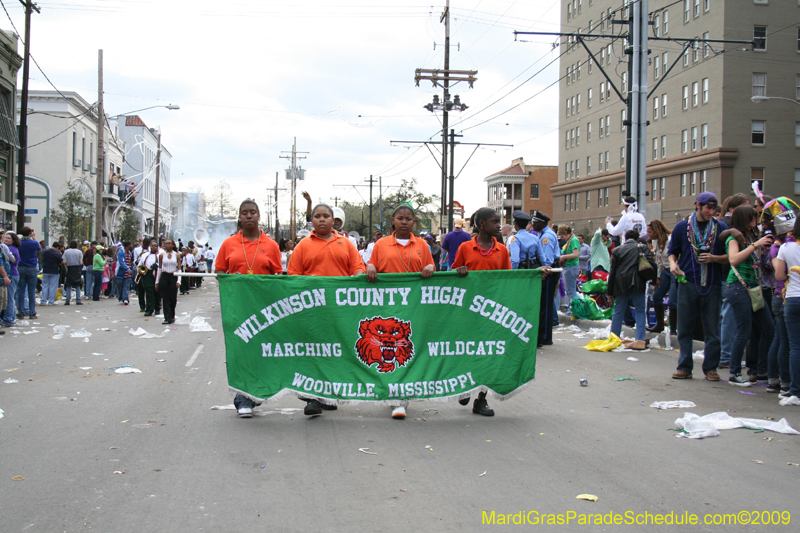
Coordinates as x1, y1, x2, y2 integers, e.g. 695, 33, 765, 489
676, 281, 721, 374
652, 269, 677, 309
93, 270, 103, 300
767, 296, 790, 388
42, 273, 59, 304
84, 268, 94, 297
17, 266, 38, 317
611, 291, 647, 341
725, 282, 774, 377
115, 276, 131, 303
781, 297, 800, 398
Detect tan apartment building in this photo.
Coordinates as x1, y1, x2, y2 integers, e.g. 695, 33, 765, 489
552, 0, 800, 235
485, 157, 558, 224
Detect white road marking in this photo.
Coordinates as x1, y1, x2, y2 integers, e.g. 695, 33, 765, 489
185, 344, 204, 367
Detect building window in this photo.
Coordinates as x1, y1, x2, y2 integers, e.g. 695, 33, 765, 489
72, 128, 79, 167
622, 72, 627, 93
662, 52, 668, 73
692, 40, 699, 62
571, 96, 575, 113
597, 188, 603, 207
621, 109, 626, 130
81, 129, 86, 171
575, 159, 580, 178
577, 126, 581, 145
604, 187, 609, 206
797, 75, 800, 100
565, 162, 569, 179
681, 173, 687, 196
599, 152, 604, 172
684, 0, 690, 23
587, 122, 592, 142
702, 78, 709, 103
576, 94, 581, 113
703, 32, 710, 57
652, 179, 658, 201
752, 169, 764, 194
754, 25, 767, 51
566, 98, 570, 117
694, 0, 700, 17
661, 135, 667, 158
577, 61, 581, 79
663, 10, 669, 34
587, 156, 591, 175
620, 146, 625, 168
565, 195, 569, 212
530, 184, 539, 199
692, 81, 699, 106
653, 138, 659, 160
691, 126, 698, 151
619, 185, 624, 204
653, 96, 659, 120
604, 151, 609, 171
662, 93, 668, 116
682, 86, 689, 109
570, 160, 574, 179
752, 121, 766, 145
752, 73, 766, 97
700, 170, 707, 192
701, 123, 708, 148
682, 130, 688, 153
599, 117, 604, 138
795, 169, 800, 195
588, 88, 593, 108
600, 82, 605, 103
655, 15, 660, 37
567, 3, 572, 20
797, 27, 800, 53
796, 122, 800, 147
586, 189, 591, 208
661, 177, 667, 199
690, 172, 697, 195
600, 48, 605, 66
566, 131, 570, 149
605, 115, 610, 137
683, 48, 690, 67
654, 55, 660, 79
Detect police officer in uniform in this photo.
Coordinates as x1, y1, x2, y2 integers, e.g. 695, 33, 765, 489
508, 210, 543, 270
532, 211, 560, 346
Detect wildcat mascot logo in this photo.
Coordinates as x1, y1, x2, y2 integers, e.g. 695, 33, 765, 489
355, 316, 414, 373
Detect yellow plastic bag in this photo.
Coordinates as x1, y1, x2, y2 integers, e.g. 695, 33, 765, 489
56, 287, 63, 301
582, 333, 623, 352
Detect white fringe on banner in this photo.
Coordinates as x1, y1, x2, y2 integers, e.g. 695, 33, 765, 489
228, 379, 534, 407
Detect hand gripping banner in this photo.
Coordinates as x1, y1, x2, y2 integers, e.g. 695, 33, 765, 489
218, 270, 542, 405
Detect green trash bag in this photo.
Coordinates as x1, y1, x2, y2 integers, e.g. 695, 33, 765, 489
570, 296, 614, 321
580, 279, 608, 294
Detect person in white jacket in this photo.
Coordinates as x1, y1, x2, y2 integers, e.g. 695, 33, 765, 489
607, 196, 646, 238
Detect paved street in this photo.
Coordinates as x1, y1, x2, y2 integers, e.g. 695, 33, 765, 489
1, 281, 799, 532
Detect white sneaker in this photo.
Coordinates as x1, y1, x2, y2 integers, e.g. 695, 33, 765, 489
237, 407, 253, 418
779, 395, 800, 406
391, 406, 406, 419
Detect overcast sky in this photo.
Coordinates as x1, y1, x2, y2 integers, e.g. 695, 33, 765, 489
5, 0, 562, 227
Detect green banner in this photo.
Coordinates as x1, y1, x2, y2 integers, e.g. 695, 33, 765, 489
218, 270, 542, 405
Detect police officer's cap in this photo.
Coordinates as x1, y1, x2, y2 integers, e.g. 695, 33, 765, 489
530, 210, 550, 224
512, 210, 531, 223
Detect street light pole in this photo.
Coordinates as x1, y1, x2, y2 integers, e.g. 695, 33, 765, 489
751, 95, 800, 107
95, 49, 104, 241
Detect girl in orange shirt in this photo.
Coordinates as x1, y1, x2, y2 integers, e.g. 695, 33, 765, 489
288, 204, 365, 277
288, 203, 365, 417
367, 203, 435, 419
452, 207, 511, 416
216, 199, 282, 419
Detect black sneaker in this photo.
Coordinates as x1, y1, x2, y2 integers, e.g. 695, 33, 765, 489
304, 399, 322, 416
473, 398, 495, 417
729, 374, 752, 387
319, 403, 338, 411
766, 383, 782, 393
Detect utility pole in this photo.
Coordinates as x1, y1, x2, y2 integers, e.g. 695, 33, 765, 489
15, 0, 40, 232
440, 0, 450, 234
416, 0, 476, 233
330, 196, 341, 207
274, 171, 279, 238
279, 138, 307, 240
94, 49, 104, 240
366, 175, 376, 234
153, 130, 162, 239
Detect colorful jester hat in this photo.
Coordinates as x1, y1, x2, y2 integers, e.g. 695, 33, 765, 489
761, 197, 800, 236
